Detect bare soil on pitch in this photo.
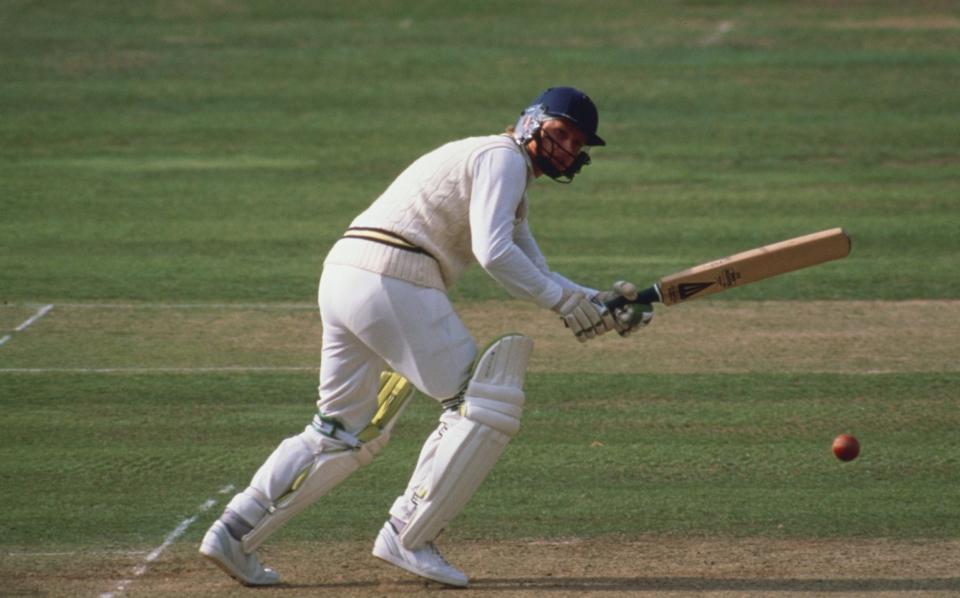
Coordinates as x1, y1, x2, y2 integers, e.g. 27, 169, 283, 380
9, 537, 960, 597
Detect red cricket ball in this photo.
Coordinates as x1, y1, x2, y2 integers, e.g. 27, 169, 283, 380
832, 434, 860, 461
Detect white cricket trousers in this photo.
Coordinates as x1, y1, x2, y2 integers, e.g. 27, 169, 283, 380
224, 264, 477, 540
316, 264, 478, 434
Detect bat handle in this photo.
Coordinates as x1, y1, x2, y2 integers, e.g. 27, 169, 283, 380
603, 283, 662, 312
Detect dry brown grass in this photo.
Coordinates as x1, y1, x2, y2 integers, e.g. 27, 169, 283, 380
481, 300, 960, 375
4, 300, 957, 374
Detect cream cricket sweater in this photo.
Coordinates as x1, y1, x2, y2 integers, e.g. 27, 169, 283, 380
324, 134, 592, 310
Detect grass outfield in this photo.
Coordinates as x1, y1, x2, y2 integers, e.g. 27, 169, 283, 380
2, 1, 959, 596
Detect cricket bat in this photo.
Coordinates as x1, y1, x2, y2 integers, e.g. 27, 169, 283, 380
606, 228, 852, 310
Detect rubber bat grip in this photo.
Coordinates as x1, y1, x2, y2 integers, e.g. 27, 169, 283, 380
603, 284, 661, 312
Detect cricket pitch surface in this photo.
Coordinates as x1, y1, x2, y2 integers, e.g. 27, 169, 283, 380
7, 537, 960, 596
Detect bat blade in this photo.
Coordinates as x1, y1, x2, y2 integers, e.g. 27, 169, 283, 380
607, 228, 852, 311
658, 228, 851, 305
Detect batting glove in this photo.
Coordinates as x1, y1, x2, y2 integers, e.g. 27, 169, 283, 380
595, 280, 654, 337
553, 290, 609, 343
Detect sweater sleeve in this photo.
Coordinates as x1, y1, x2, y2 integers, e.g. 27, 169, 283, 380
469, 147, 566, 309
513, 219, 598, 297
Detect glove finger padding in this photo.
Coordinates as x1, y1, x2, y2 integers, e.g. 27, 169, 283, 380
590, 295, 618, 333
556, 291, 609, 343
612, 280, 639, 301
596, 280, 639, 306
566, 310, 594, 339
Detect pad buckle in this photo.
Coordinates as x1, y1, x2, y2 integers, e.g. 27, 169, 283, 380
311, 414, 363, 448
441, 394, 464, 412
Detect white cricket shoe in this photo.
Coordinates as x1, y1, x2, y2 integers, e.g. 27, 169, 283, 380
372, 521, 469, 587
199, 520, 280, 586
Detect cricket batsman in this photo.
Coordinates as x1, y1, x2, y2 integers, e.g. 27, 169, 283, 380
200, 86, 654, 587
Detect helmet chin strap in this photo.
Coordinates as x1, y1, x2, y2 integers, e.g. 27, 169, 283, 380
532, 129, 592, 184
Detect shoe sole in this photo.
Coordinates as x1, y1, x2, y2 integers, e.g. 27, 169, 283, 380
200, 539, 279, 587
201, 548, 250, 586
372, 535, 468, 587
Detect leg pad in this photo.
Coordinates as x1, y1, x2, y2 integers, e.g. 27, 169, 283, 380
399, 334, 533, 549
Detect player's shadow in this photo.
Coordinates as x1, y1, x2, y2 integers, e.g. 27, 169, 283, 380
469, 576, 960, 593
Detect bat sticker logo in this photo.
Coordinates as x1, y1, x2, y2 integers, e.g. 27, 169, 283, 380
719, 268, 741, 288
677, 282, 714, 300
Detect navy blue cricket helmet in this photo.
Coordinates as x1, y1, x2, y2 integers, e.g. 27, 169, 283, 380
514, 86, 604, 182
527, 86, 605, 146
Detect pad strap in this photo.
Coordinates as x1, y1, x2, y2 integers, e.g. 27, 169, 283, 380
311, 414, 362, 448
312, 371, 416, 447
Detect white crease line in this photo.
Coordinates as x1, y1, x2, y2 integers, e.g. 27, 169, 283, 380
100, 484, 235, 598
15, 304, 54, 330
0, 304, 54, 348
0, 366, 314, 374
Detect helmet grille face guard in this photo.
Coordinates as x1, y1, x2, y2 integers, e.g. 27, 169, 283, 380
514, 87, 604, 183
514, 105, 592, 184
